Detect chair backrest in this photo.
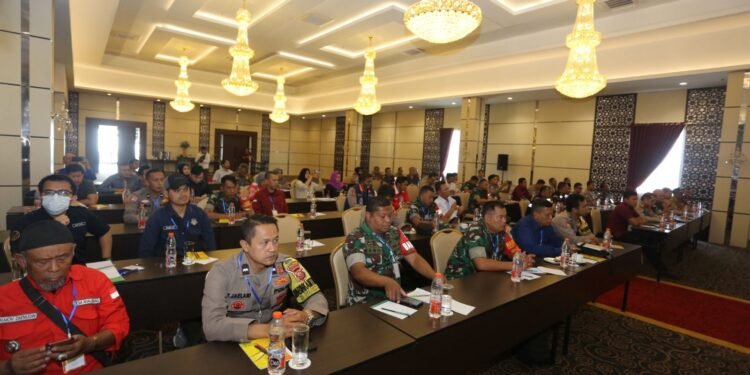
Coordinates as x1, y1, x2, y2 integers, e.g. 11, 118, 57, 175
335, 194, 346, 212
458, 192, 470, 209
590, 208, 602, 236
371, 179, 382, 191
392, 206, 409, 227
342, 207, 364, 236
519, 199, 530, 217
289, 179, 299, 199
329, 243, 348, 309
195, 196, 209, 209
499, 192, 511, 202
275, 215, 302, 244
3, 237, 15, 274
430, 228, 463, 274
406, 184, 419, 203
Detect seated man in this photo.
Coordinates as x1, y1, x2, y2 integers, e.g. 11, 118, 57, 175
652, 189, 666, 215
0, 220, 129, 374
253, 171, 288, 216
552, 182, 571, 203
573, 182, 583, 195
65, 163, 98, 207
344, 196, 436, 304
445, 202, 534, 280
434, 181, 460, 224
584, 180, 598, 206
511, 178, 532, 201
11, 175, 112, 263
97, 163, 140, 193
345, 173, 376, 210
551, 194, 600, 245
205, 175, 254, 221
671, 188, 688, 211
212, 159, 234, 183
445, 173, 459, 195
637, 193, 661, 222
392, 176, 411, 210
407, 185, 442, 235
139, 175, 216, 257
487, 174, 501, 197
512, 199, 563, 257
202, 215, 328, 341
188, 165, 210, 200
123, 168, 167, 224
461, 176, 479, 192
469, 179, 498, 213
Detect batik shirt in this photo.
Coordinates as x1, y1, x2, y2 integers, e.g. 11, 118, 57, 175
444, 221, 521, 280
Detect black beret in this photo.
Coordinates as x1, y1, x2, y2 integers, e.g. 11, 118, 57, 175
18, 220, 74, 252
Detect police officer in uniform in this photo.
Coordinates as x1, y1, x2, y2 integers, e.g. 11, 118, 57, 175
123, 168, 167, 224
0, 220, 130, 374
345, 173, 376, 210
138, 174, 216, 257
201, 215, 328, 341
10, 175, 112, 263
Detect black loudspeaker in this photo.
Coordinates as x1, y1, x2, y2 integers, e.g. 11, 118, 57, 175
497, 154, 509, 171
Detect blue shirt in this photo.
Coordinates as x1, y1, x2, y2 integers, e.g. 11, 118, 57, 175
511, 215, 562, 257
138, 204, 216, 257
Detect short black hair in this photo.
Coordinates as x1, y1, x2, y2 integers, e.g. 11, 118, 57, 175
71, 156, 83, 162
64, 163, 85, 175
419, 185, 435, 195
360, 172, 372, 179
377, 183, 395, 200
241, 215, 278, 242
574, 182, 582, 188
221, 175, 237, 186
118, 162, 131, 168
565, 194, 585, 212
641, 193, 654, 200
482, 201, 505, 216
145, 168, 164, 179
435, 181, 446, 192
365, 196, 393, 213
488, 174, 499, 181
518, 177, 526, 184
137, 165, 152, 176
221, 159, 230, 165
428, 172, 438, 178
536, 179, 545, 185
395, 176, 408, 185
469, 176, 478, 182
623, 190, 638, 199
530, 198, 552, 214
190, 165, 204, 176
38, 174, 76, 195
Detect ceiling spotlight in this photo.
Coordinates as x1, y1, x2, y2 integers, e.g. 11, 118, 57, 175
302, 116, 306, 119
107, 93, 112, 96
679, 82, 688, 86
451, 102, 457, 105
507, 97, 513, 100
322, 114, 327, 118
156, 99, 161, 102
199, 104, 204, 107
408, 105, 414, 109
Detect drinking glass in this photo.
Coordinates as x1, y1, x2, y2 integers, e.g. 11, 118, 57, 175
289, 324, 311, 370
183, 241, 195, 265
441, 283, 454, 316
303, 230, 313, 251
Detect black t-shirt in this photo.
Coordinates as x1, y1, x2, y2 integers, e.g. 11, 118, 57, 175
9, 206, 111, 263
76, 179, 97, 200
188, 180, 210, 197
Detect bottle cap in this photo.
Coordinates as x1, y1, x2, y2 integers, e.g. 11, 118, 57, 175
435, 272, 442, 277
272, 311, 282, 319
168, 232, 174, 237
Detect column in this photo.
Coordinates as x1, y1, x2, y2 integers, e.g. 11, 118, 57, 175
343, 110, 361, 181
458, 97, 484, 182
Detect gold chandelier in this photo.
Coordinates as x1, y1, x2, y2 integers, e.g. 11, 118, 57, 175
404, 0, 482, 44
221, 1, 258, 96
353, 38, 381, 116
555, 0, 607, 99
269, 73, 289, 123
170, 55, 195, 113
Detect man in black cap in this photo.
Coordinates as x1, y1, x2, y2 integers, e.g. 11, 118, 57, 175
10, 174, 112, 263
138, 174, 216, 258
187, 165, 210, 201
0, 220, 130, 374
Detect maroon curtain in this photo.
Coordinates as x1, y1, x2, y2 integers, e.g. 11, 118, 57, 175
439, 128, 454, 177
626, 123, 685, 190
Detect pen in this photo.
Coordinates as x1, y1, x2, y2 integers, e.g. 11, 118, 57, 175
382, 308, 409, 316
254, 344, 268, 356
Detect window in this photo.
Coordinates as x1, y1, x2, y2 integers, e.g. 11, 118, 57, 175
97, 125, 119, 183
636, 128, 686, 195
442, 129, 461, 176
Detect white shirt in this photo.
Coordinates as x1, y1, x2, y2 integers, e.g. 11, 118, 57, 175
435, 195, 458, 221
195, 152, 211, 170
294, 179, 322, 199
213, 168, 233, 182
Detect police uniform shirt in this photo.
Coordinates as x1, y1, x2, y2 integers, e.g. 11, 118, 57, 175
9, 207, 110, 264
201, 252, 329, 342
122, 188, 165, 224
137, 204, 216, 258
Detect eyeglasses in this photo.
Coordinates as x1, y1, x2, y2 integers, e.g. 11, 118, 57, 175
42, 189, 73, 197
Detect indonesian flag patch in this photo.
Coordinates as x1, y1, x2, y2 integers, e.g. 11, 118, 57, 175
397, 229, 415, 255
108, 287, 120, 300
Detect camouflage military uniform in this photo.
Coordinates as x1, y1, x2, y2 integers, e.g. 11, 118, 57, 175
205, 191, 240, 214
444, 220, 519, 280
407, 199, 448, 234
343, 222, 416, 305
468, 188, 490, 212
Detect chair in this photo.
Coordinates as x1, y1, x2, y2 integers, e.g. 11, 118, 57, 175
3, 237, 20, 278
392, 206, 410, 227
519, 199, 530, 217
430, 228, 463, 274
499, 192, 511, 202
371, 179, 382, 192
330, 243, 349, 309
406, 184, 419, 203
335, 194, 346, 212
591, 208, 602, 236
275, 215, 301, 244
342, 207, 364, 236
458, 192, 470, 209
195, 197, 209, 210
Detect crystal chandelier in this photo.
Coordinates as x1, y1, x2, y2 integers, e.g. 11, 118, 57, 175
404, 0, 482, 44
353, 38, 381, 116
269, 74, 289, 123
221, 1, 258, 96
170, 55, 195, 112
555, 0, 607, 99
51, 102, 72, 132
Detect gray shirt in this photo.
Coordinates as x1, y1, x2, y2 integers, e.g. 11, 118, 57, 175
97, 174, 141, 193
76, 179, 97, 201
202, 252, 329, 342
551, 211, 590, 244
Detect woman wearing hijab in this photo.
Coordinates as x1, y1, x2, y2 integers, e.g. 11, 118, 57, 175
325, 170, 345, 197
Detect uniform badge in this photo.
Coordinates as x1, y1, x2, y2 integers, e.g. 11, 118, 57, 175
5, 340, 19, 353
231, 300, 245, 310
274, 277, 289, 285
191, 218, 198, 226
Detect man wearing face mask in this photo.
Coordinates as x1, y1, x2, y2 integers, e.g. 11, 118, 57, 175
10, 175, 113, 263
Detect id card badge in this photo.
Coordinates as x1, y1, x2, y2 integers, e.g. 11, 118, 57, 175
392, 262, 401, 279
63, 354, 86, 373
272, 209, 278, 217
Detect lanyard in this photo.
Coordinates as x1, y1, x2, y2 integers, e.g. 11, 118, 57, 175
539, 229, 544, 246
53, 282, 78, 337
489, 232, 500, 259
170, 206, 191, 232
268, 192, 276, 210
237, 254, 273, 311
361, 224, 398, 271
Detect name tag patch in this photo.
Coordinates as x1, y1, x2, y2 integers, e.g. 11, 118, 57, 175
71, 222, 86, 229
0, 313, 37, 324
75, 298, 101, 306
162, 225, 178, 231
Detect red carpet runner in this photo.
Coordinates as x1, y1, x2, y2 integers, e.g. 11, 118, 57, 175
595, 277, 750, 350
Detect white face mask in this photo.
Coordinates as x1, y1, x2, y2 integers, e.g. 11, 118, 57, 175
42, 194, 71, 216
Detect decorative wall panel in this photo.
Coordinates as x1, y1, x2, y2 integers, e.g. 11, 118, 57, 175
682, 87, 725, 205
66, 91, 79, 155
422, 108, 444, 175
261, 114, 271, 166
590, 94, 636, 192
199, 106, 211, 150
334, 116, 345, 173
481, 104, 489, 173
152, 101, 166, 157
359, 115, 372, 172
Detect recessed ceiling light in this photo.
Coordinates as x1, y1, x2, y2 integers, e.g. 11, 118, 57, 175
156, 99, 161, 102
451, 102, 457, 105
199, 104, 204, 107
278, 51, 335, 68
107, 93, 112, 96
507, 97, 513, 100
322, 114, 326, 118
237, 109, 242, 112
302, 116, 306, 119
679, 82, 688, 86
408, 105, 414, 109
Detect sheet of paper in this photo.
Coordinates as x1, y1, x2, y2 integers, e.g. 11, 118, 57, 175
122, 265, 144, 271
408, 288, 475, 315
86, 260, 125, 282
371, 301, 417, 319
505, 270, 542, 280
193, 257, 218, 265
311, 212, 326, 217
309, 240, 325, 247
536, 266, 567, 276
314, 197, 336, 202
583, 244, 606, 251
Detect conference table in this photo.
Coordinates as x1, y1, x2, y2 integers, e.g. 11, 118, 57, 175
632, 210, 711, 262
88, 242, 641, 374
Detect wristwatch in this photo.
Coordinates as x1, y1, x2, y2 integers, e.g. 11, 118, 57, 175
304, 310, 315, 325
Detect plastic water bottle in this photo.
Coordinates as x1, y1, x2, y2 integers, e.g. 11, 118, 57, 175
429, 273, 443, 319
432, 214, 439, 233
268, 311, 286, 375
560, 239, 570, 270
165, 232, 177, 269
137, 203, 147, 230
603, 229, 612, 251
228, 202, 236, 224
511, 252, 523, 283
357, 195, 363, 206
296, 223, 305, 251
309, 199, 317, 218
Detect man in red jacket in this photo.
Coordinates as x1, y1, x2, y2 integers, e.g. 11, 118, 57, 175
253, 171, 288, 216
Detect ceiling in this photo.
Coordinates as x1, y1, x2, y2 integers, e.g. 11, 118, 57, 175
65, 0, 750, 114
